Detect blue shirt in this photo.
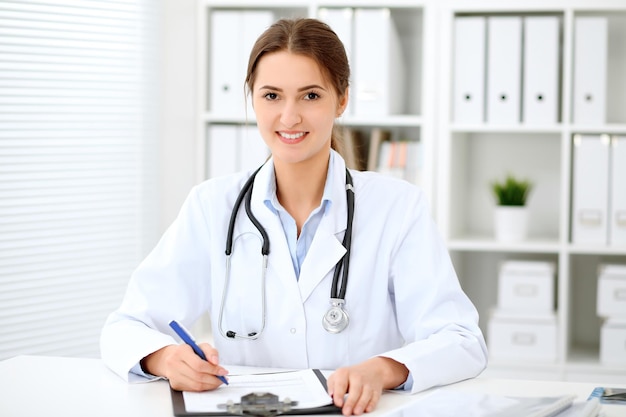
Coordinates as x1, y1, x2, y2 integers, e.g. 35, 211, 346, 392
263, 155, 335, 279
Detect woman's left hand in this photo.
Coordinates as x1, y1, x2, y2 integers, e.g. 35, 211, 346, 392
327, 357, 409, 416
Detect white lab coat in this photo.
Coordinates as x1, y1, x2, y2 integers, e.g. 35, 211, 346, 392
100, 150, 487, 394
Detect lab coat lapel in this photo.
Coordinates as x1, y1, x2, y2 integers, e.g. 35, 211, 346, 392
298, 152, 349, 302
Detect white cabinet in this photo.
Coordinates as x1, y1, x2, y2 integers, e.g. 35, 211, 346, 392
197, 1, 435, 205
437, 2, 626, 382
197, 0, 626, 382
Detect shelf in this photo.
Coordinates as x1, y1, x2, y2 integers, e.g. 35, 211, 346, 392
202, 0, 308, 8
203, 113, 256, 124
447, 237, 561, 253
568, 124, 626, 134
447, 239, 626, 255
450, 124, 564, 133
567, 346, 626, 373
198, 0, 626, 384
439, 3, 626, 383
339, 115, 422, 127
318, 0, 427, 6
567, 245, 626, 255
203, 114, 423, 128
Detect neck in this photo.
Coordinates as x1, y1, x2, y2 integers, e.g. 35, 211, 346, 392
274, 152, 330, 233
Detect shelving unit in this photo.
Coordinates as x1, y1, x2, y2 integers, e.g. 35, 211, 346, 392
436, 1, 626, 383
196, 0, 626, 382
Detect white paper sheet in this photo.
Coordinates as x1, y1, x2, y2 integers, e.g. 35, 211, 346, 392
182, 369, 332, 413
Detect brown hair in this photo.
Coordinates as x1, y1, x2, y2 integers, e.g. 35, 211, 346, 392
245, 18, 350, 154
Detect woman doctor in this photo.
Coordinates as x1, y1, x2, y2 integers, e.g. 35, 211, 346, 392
101, 17, 487, 416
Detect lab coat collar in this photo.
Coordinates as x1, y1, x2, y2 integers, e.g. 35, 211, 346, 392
250, 150, 349, 302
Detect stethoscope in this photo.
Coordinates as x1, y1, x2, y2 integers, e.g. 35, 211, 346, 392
218, 165, 355, 340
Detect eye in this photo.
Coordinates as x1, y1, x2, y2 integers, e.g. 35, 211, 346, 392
263, 92, 278, 100
304, 91, 320, 100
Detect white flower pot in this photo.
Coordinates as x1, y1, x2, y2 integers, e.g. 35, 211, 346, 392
494, 206, 529, 242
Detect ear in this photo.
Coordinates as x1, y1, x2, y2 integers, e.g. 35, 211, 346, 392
336, 88, 349, 117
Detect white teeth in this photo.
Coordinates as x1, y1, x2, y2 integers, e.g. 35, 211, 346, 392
279, 132, 305, 140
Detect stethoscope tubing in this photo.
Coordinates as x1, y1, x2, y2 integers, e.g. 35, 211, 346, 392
219, 165, 354, 339
330, 171, 354, 300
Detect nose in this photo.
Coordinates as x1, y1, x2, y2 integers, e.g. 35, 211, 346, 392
280, 101, 301, 128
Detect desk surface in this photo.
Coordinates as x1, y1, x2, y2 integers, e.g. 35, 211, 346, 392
0, 355, 623, 417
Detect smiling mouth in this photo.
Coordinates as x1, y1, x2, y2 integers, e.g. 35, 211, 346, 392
278, 131, 306, 140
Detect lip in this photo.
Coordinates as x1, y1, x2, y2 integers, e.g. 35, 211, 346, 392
276, 131, 308, 144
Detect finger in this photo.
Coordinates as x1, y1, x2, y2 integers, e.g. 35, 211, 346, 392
364, 389, 381, 413
177, 346, 228, 389
198, 343, 220, 364
327, 370, 349, 408
341, 379, 364, 416
352, 385, 377, 415
175, 360, 225, 391
197, 343, 229, 377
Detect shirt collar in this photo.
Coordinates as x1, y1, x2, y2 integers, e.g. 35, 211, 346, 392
263, 151, 336, 214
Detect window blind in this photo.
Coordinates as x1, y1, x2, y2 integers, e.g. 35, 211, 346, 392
0, 0, 160, 359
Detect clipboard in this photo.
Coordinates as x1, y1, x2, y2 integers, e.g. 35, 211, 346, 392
170, 369, 341, 416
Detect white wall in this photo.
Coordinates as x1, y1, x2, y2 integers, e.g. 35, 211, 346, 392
159, 0, 198, 233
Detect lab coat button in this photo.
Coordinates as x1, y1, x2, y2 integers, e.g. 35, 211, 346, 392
290, 328, 296, 334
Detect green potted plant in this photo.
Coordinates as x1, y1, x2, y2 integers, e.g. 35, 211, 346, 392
490, 174, 533, 242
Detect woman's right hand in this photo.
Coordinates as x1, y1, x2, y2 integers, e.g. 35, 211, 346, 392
140, 343, 229, 391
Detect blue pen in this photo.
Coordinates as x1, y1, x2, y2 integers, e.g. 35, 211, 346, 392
169, 320, 229, 385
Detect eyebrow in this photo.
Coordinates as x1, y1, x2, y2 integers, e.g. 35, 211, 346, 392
258, 84, 327, 92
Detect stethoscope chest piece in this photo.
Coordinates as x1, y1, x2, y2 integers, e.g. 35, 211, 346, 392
322, 298, 349, 334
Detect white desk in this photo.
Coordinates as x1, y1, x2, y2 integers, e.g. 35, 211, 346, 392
0, 355, 623, 417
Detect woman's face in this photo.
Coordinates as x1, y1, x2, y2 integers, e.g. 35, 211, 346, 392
251, 51, 347, 168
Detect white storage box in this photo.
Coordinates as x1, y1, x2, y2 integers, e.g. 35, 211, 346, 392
497, 261, 556, 313
597, 264, 626, 318
488, 309, 557, 362
600, 319, 626, 365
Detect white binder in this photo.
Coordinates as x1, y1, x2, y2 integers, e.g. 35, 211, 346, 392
353, 8, 405, 116
210, 11, 273, 117
486, 16, 522, 125
573, 17, 607, 125
610, 136, 626, 245
210, 11, 240, 116
318, 8, 354, 116
240, 125, 269, 172
571, 134, 610, 245
523, 16, 560, 125
452, 16, 486, 124
207, 124, 238, 178
241, 11, 273, 117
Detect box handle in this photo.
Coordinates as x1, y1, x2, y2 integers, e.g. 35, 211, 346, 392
614, 288, 626, 301
579, 210, 602, 225
512, 332, 536, 346
514, 284, 538, 297
616, 211, 626, 226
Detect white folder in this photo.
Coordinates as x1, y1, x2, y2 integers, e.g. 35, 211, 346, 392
573, 17, 607, 125
241, 11, 274, 117
210, 11, 241, 116
452, 16, 486, 124
353, 8, 405, 116
210, 11, 273, 117
571, 134, 610, 245
523, 16, 560, 125
240, 125, 269, 172
486, 16, 522, 125
610, 136, 626, 245
207, 124, 238, 179
318, 8, 354, 116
